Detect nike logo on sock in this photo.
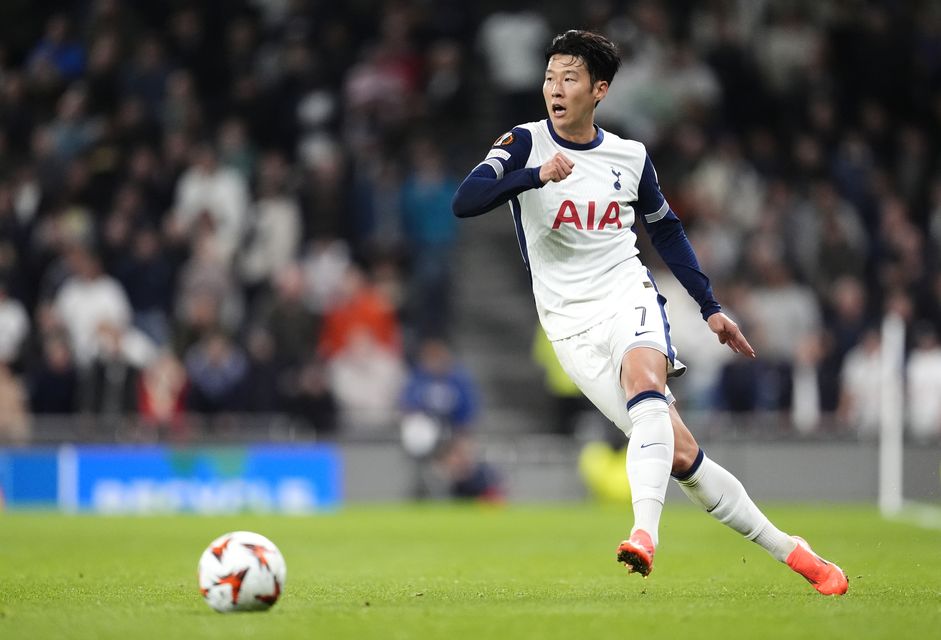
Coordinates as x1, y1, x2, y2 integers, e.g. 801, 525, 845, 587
639, 442, 668, 449
706, 494, 724, 513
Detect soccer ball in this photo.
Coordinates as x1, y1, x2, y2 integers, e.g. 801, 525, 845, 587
197, 531, 287, 613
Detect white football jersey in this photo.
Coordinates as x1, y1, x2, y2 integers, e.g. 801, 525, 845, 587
499, 120, 657, 340
455, 118, 720, 385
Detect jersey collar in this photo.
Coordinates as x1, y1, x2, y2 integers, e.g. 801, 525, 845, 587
545, 120, 605, 150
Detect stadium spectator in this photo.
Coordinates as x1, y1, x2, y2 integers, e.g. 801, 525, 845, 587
684, 136, 765, 250
838, 328, 882, 437
789, 180, 868, 293
0, 73, 36, 160
318, 264, 401, 360
99, 183, 150, 266
717, 351, 786, 414
28, 333, 78, 415
111, 96, 159, 158
52, 244, 131, 368
80, 320, 153, 416
297, 139, 350, 242
399, 139, 459, 339
754, 6, 822, 96
217, 117, 255, 181
165, 7, 217, 103
594, 3, 675, 144
300, 238, 351, 315
906, 324, 941, 441
422, 39, 470, 138
112, 226, 177, 347
740, 238, 823, 410
173, 232, 244, 351
84, 32, 122, 116
349, 155, 405, 255
239, 151, 301, 300
819, 276, 870, 413
255, 263, 320, 369
171, 142, 249, 263
0, 180, 29, 297
401, 339, 479, 435
125, 145, 173, 218
328, 328, 406, 432
343, 6, 422, 151
122, 36, 170, 115
160, 130, 192, 195
136, 350, 188, 439
28, 14, 85, 83
284, 355, 338, 436
242, 326, 284, 414
161, 69, 202, 136
436, 433, 503, 502
0, 280, 29, 368
48, 86, 102, 161
0, 363, 30, 443
183, 330, 249, 415
476, 7, 550, 125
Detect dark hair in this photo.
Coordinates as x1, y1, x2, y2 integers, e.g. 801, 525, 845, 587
545, 30, 621, 86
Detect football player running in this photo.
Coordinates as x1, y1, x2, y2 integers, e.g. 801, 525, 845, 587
452, 29, 846, 595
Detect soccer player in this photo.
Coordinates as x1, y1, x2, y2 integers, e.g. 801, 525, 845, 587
451, 30, 847, 595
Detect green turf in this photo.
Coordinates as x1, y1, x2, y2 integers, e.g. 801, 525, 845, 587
1, 503, 939, 639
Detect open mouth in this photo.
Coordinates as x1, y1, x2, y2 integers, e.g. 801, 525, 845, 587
551, 103, 567, 117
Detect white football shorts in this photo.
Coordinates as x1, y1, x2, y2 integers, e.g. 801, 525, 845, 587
550, 273, 686, 437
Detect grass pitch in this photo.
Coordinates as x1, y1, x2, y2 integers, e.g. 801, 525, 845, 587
1, 503, 939, 639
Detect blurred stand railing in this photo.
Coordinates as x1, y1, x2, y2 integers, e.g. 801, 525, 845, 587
6, 409, 939, 447
4, 412, 382, 446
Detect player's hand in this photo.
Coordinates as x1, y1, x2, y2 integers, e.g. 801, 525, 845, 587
707, 312, 756, 358
539, 153, 574, 184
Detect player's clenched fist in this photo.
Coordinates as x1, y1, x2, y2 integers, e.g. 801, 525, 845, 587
539, 152, 574, 184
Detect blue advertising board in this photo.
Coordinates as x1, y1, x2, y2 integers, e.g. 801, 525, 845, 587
0, 444, 342, 513
0, 448, 59, 507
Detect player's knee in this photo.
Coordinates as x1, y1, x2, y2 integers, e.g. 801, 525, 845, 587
623, 375, 663, 399
620, 351, 667, 398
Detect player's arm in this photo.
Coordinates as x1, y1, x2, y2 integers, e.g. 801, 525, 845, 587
452, 128, 544, 218
636, 154, 719, 319
635, 154, 756, 357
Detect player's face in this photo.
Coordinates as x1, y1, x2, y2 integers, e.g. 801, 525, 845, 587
543, 55, 608, 139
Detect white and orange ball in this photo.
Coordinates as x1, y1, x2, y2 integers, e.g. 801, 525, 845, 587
197, 531, 287, 613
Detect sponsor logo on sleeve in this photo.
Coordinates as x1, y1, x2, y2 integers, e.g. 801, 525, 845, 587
493, 131, 515, 146
486, 148, 512, 161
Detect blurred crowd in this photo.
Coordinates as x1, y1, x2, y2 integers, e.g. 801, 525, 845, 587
0, 0, 476, 445
0, 0, 940, 445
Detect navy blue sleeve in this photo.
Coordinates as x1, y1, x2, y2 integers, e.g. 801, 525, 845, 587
636, 154, 721, 321
451, 127, 543, 218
